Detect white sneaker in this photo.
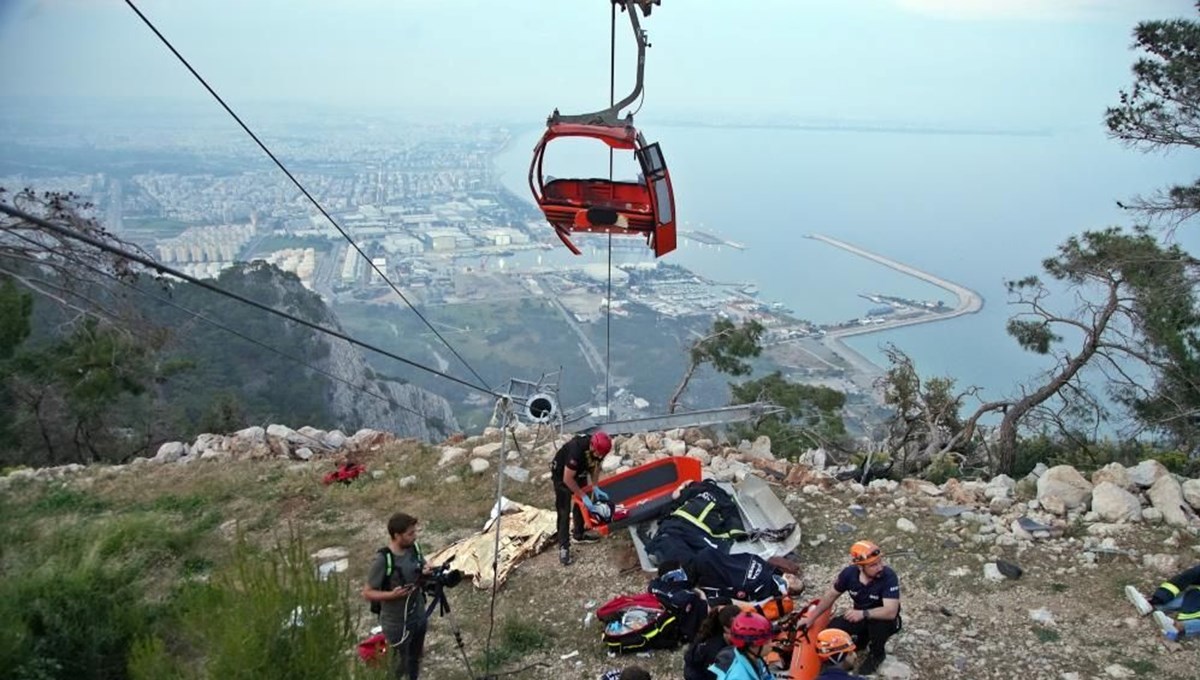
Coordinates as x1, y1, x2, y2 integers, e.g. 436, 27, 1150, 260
1125, 586, 1153, 616
1152, 610, 1176, 636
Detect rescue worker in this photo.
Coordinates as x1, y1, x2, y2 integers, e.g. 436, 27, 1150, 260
362, 512, 433, 680
797, 541, 900, 676
551, 430, 612, 566
647, 479, 749, 566
683, 604, 741, 680
815, 628, 866, 679
1125, 563, 1200, 641
708, 611, 776, 680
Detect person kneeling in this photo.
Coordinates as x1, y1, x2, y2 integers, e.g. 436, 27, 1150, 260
798, 541, 900, 676
815, 629, 866, 679
708, 611, 775, 680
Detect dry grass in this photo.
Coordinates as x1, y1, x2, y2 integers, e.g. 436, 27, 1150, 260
7, 449, 1199, 679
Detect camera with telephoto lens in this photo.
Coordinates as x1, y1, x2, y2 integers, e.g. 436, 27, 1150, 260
419, 557, 464, 593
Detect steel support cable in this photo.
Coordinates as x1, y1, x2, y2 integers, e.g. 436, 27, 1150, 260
482, 400, 512, 678
122, 0, 493, 392
44, 244, 432, 421
0, 202, 501, 398
604, 0, 617, 422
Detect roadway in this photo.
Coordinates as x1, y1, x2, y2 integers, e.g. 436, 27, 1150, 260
805, 233, 986, 390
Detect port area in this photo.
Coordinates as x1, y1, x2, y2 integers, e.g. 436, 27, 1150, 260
679, 228, 746, 250
767, 234, 985, 394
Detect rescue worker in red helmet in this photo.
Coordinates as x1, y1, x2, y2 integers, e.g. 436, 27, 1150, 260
707, 611, 775, 680
550, 430, 612, 566
815, 628, 865, 679
798, 541, 900, 676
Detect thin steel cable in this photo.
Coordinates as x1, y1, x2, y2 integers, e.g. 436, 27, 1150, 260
0, 202, 500, 398
604, 0, 616, 422
123, 0, 493, 392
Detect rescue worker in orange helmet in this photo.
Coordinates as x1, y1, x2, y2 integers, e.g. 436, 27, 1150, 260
550, 430, 612, 565
708, 611, 775, 680
798, 541, 900, 676
815, 628, 866, 679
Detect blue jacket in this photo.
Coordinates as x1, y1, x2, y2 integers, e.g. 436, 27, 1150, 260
708, 647, 774, 680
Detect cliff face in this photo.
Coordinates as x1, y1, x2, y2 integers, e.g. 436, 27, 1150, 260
216, 262, 460, 442
322, 336, 459, 442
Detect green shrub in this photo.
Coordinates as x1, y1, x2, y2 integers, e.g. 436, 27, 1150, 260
31, 486, 109, 514
0, 563, 154, 680
132, 531, 371, 680
475, 617, 553, 672
922, 453, 962, 485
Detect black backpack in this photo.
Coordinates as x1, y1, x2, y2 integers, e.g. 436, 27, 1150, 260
369, 548, 394, 616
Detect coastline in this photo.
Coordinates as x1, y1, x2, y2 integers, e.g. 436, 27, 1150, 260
807, 233, 986, 377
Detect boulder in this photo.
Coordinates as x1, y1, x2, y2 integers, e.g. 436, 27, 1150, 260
601, 454, 623, 472
154, 441, 187, 464
985, 474, 1015, 500
1182, 479, 1200, 512
1148, 475, 1190, 527
322, 430, 348, 449
1091, 462, 1132, 490
472, 442, 504, 458
438, 447, 467, 468
1090, 481, 1142, 523
1129, 459, 1170, 488
1036, 465, 1093, 515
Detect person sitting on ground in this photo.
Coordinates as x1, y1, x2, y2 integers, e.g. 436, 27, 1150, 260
600, 666, 651, 680
708, 611, 776, 680
684, 604, 742, 680
1126, 562, 1200, 642
815, 628, 866, 679
797, 541, 900, 676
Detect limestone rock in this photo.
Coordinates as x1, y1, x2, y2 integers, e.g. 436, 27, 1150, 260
1036, 465, 1093, 515
438, 447, 467, 468
1091, 481, 1142, 523
1182, 479, 1200, 512
1148, 475, 1190, 527
1091, 462, 1132, 490
1129, 459, 1170, 488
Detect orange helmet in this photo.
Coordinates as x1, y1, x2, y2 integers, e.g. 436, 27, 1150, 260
590, 431, 612, 456
849, 540, 882, 566
815, 628, 856, 659
728, 611, 774, 649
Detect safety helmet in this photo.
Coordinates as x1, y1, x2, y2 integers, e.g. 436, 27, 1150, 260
728, 611, 774, 649
849, 540, 882, 566
590, 431, 612, 457
815, 628, 856, 659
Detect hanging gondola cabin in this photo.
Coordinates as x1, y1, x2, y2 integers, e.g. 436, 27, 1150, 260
529, 122, 676, 257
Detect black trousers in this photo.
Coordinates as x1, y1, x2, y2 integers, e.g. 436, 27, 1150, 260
828, 613, 900, 659
554, 481, 586, 549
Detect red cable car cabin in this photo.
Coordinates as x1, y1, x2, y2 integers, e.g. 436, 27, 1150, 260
529, 122, 676, 258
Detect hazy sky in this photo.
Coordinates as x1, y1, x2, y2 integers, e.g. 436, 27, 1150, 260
1, 0, 1196, 126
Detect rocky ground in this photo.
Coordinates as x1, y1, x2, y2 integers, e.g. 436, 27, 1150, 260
4, 424, 1199, 679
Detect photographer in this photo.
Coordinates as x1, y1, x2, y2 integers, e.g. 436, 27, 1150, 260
362, 512, 433, 680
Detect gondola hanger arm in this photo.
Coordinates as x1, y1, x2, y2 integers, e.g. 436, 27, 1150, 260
548, 0, 659, 128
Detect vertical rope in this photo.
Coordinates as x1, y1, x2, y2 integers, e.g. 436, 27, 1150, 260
604, 0, 616, 422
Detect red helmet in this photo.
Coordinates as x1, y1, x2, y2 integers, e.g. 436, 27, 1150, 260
590, 431, 612, 456
815, 628, 855, 659
728, 611, 773, 649
849, 540, 882, 566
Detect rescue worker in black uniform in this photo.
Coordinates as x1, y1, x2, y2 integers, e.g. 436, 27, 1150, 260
1126, 563, 1200, 641
551, 430, 612, 566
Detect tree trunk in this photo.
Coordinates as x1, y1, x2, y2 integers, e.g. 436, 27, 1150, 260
668, 361, 698, 415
